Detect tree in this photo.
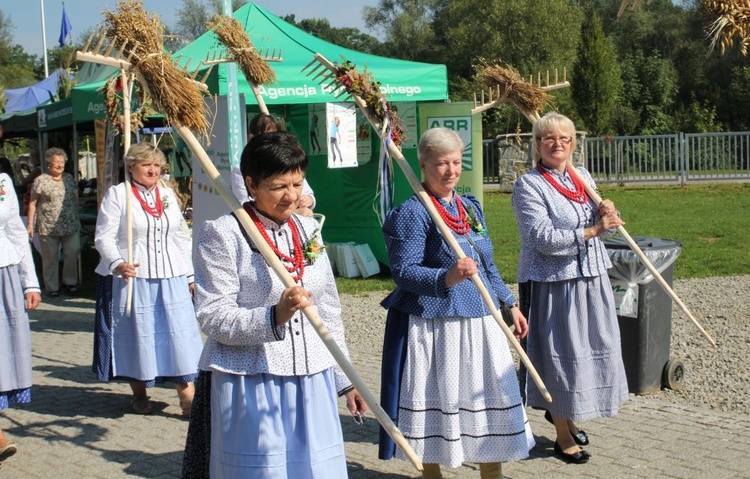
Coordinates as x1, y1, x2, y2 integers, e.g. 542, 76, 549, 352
441, 0, 584, 79
283, 15, 382, 54
363, 0, 446, 64
619, 49, 678, 134
0, 10, 38, 88
175, 0, 248, 43
572, 13, 622, 136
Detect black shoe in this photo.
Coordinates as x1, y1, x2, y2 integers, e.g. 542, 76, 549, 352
553, 442, 591, 464
545, 410, 589, 446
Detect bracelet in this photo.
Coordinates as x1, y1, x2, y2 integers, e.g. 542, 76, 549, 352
508, 302, 519, 309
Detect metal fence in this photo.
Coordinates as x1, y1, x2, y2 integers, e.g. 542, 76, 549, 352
585, 132, 750, 185
483, 132, 750, 185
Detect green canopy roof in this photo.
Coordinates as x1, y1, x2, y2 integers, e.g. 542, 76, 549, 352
175, 3, 448, 104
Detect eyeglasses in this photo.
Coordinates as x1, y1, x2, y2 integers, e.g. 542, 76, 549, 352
538, 136, 572, 145
352, 411, 368, 426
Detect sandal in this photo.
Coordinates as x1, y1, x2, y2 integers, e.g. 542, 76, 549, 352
0, 444, 17, 462
180, 399, 193, 417
131, 396, 153, 415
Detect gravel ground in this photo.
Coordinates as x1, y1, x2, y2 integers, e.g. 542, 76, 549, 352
340, 275, 750, 415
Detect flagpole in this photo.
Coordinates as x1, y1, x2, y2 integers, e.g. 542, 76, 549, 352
40, 0, 49, 77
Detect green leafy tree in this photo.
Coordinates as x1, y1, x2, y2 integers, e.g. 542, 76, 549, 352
363, 0, 446, 63
283, 15, 382, 54
572, 13, 622, 136
0, 10, 38, 88
619, 49, 678, 134
175, 0, 248, 43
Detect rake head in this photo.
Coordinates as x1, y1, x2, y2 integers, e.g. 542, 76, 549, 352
471, 66, 569, 119
301, 53, 353, 103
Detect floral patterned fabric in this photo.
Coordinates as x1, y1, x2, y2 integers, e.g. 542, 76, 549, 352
31, 173, 79, 236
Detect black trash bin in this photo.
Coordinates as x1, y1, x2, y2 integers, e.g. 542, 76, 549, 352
603, 236, 684, 395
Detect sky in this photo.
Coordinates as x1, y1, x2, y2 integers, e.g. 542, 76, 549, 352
2, 0, 378, 59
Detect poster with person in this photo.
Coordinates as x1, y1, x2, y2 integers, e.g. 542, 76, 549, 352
326, 102, 357, 168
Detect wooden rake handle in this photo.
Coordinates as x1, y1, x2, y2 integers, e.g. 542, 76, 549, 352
121, 69, 135, 317
307, 53, 552, 404
567, 165, 717, 347
175, 124, 424, 473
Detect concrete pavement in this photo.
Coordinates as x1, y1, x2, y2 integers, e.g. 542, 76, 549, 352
0, 296, 748, 478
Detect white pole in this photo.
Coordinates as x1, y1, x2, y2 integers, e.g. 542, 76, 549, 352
40, 0, 49, 78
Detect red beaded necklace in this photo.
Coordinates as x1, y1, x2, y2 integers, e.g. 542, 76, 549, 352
131, 183, 164, 218
535, 165, 589, 204
244, 204, 305, 282
427, 191, 471, 235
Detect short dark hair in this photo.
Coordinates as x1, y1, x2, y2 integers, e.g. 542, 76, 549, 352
240, 132, 308, 186
249, 113, 283, 136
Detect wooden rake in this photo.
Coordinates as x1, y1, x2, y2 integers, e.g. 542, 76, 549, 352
471, 67, 569, 120
82, 30, 424, 473
77, 33, 158, 316
302, 53, 553, 406
472, 66, 717, 347
182, 47, 283, 115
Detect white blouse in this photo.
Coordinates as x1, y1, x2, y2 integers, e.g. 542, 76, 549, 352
0, 173, 40, 292
194, 208, 352, 394
94, 182, 193, 280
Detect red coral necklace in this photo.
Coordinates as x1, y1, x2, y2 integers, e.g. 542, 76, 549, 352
427, 191, 471, 235
535, 165, 589, 204
131, 183, 164, 218
244, 204, 305, 282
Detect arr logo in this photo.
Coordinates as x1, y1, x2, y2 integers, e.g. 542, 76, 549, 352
427, 116, 473, 171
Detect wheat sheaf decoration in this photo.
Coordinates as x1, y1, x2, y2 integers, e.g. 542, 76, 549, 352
102, 0, 210, 137
208, 15, 277, 86
703, 0, 750, 55
475, 61, 552, 116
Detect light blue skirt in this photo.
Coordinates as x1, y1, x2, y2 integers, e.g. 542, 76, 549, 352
108, 275, 203, 382
0, 264, 32, 410
525, 276, 629, 421
210, 368, 347, 479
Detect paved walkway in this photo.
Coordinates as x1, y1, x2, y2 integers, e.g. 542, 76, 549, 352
1, 296, 748, 478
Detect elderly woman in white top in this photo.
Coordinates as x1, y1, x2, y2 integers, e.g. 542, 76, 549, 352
93, 142, 202, 416
186, 132, 364, 479
512, 112, 628, 464
0, 172, 41, 463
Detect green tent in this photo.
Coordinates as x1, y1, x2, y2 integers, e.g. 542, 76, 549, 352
175, 3, 448, 104
176, 3, 449, 266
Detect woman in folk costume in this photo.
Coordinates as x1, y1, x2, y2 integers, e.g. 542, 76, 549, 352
187, 132, 365, 478
512, 112, 628, 463
379, 127, 534, 479
93, 142, 202, 416
0, 171, 41, 464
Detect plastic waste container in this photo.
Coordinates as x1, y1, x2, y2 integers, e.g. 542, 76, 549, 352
603, 236, 684, 395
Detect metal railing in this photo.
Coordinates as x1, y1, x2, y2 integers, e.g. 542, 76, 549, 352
585, 132, 750, 185
482, 133, 750, 185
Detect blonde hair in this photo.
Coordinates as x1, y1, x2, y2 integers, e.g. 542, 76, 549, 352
124, 142, 165, 168
418, 127, 464, 162
531, 112, 577, 163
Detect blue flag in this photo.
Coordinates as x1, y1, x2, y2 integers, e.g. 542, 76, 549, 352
58, 3, 73, 48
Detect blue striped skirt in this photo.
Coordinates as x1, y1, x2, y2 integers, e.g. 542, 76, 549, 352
525, 276, 629, 421
210, 369, 347, 479
0, 264, 32, 410
92, 274, 202, 385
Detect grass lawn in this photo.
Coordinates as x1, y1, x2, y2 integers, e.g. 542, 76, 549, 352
484, 182, 750, 282
70, 183, 750, 296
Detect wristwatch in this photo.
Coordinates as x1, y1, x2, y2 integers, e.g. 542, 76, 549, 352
508, 302, 519, 309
